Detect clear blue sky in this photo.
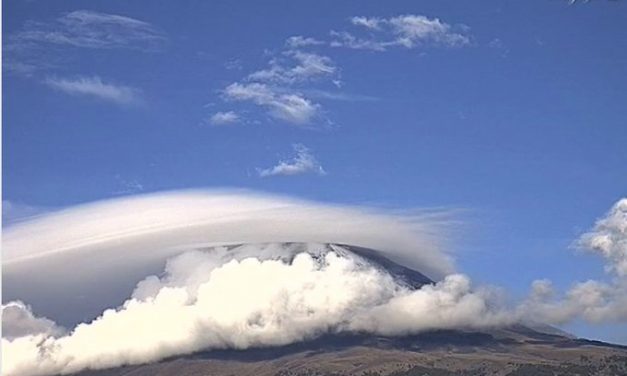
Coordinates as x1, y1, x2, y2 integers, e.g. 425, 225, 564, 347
3, 0, 627, 342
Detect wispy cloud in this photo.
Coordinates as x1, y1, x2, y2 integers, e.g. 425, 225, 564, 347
5, 10, 166, 76
224, 83, 319, 125
10, 10, 165, 50
258, 144, 326, 177
331, 15, 470, 51
210, 13, 469, 126
113, 175, 145, 196
285, 35, 325, 48
45, 76, 140, 105
247, 51, 336, 84
208, 111, 240, 125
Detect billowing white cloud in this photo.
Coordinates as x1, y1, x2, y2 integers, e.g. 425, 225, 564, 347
224, 83, 319, 124
2, 302, 64, 340
45, 76, 140, 105
258, 144, 325, 177
2, 244, 505, 376
579, 198, 627, 277
518, 198, 627, 325
208, 111, 240, 125
331, 14, 470, 51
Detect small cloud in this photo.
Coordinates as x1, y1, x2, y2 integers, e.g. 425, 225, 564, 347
208, 111, 240, 125
332, 14, 471, 51
247, 51, 336, 84
113, 176, 144, 195
45, 76, 141, 105
258, 144, 326, 177
224, 83, 319, 125
350, 16, 382, 30
285, 35, 325, 48
224, 58, 243, 70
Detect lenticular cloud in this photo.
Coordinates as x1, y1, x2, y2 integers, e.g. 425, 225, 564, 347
2, 190, 461, 375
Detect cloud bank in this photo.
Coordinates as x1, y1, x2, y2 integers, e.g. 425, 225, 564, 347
1, 302, 65, 340
2, 244, 504, 376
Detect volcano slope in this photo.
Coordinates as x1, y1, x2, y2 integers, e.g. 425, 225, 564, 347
66, 244, 627, 376
71, 325, 627, 376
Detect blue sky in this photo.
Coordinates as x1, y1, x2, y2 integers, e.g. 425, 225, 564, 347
3, 0, 627, 342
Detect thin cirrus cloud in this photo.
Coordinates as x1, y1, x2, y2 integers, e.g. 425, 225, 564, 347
330, 15, 471, 51
45, 76, 141, 105
258, 144, 326, 177
285, 35, 325, 48
5, 10, 166, 75
9, 10, 166, 50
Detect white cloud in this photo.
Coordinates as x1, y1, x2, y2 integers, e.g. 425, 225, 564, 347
285, 35, 324, 48
329, 31, 387, 51
2, 302, 65, 340
208, 111, 240, 125
332, 14, 470, 51
258, 144, 326, 177
247, 51, 336, 84
10, 10, 166, 51
224, 83, 319, 124
45, 76, 140, 105
2, 245, 502, 376
5, 10, 166, 76
350, 16, 382, 30
3, 191, 453, 307
579, 198, 627, 277
220, 50, 337, 125
6, 195, 627, 376
518, 198, 627, 325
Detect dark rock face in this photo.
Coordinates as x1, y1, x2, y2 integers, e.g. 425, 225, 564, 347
71, 326, 627, 376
